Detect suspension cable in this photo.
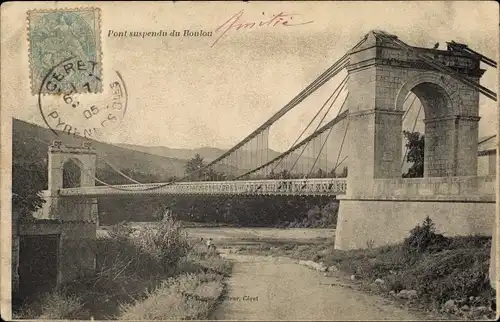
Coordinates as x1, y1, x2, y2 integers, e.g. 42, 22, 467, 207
191, 35, 368, 176
241, 109, 349, 180
54, 36, 369, 193
240, 75, 349, 180
447, 41, 497, 68
203, 59, 349, 169
61, 159, 148, 191
303, 112, 338, 180
186, 59, 348, 182
288, 81, 349, 174
97, 155, 142, 184
286, 92, 348, 181
333, 117, 350, 173
332, 155, 348, 176
402, 94, 418, 122
128, 36, 367, 192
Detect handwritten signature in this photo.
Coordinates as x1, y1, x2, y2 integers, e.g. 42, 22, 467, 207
211, 9, 314, 47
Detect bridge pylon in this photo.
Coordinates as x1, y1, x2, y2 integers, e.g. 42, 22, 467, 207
335, 30, 495, 251
36, 140, 98, 222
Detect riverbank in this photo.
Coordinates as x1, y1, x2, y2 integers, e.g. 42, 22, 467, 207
234, 219, 496, 320
118, 246, 233, 320
211, 250, 439, 320
14, 219, 233, 320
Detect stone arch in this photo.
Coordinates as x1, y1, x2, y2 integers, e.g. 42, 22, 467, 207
394, 72, 473, 177
394, 72, 456, 119
47, 142, 97, 191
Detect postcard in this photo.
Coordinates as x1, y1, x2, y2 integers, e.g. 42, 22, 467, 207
1, 1, 498, 321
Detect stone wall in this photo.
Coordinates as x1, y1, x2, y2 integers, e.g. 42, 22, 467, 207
336, 176, 495, 249
59, 222, 97, 284
478, 153, 496, 176
335, 198, 495, 250
18, 220, 96, 287
372, 176, 495, 200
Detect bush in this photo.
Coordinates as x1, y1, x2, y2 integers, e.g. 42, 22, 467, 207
132, 212, 190, 273
283, 201, 339, 228
403, 216, 449, 256
15, 292, 86, 320
108, 221, 134, 241
16, 212, 231, 320
70, 214, 190, 318
385, 248, 492, 305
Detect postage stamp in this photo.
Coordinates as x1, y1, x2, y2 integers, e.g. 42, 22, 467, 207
27, 7, 102, 95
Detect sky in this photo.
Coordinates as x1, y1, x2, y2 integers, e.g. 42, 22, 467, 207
2, 1, 498, 152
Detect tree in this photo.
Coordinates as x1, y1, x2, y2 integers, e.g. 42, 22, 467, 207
278, 169, 291, 179
315, 168, 326, 178
12, 162, 46, 220
328, 166, 347, 178
339, 166, 348, 178
403, 131, 425, 178
205, 167, 221, 181
184, 153, 206, 181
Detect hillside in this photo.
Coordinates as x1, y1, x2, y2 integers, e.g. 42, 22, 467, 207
117, 144, 227, 162
117, 143, 338, 172
12, 119, 196, 182
13, 118, 342, 188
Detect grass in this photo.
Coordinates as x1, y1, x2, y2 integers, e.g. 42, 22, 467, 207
119, 248, 231, 320
236, 218, 496, 320
117, 243, 232, 320
14, 292, 87, 320
119, 273, 223, 320
14, 218, 233, 320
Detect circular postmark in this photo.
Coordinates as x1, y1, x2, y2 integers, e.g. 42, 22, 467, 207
38, 57, 127, 139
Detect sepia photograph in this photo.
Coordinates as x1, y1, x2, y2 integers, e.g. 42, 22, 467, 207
1, 1, 498, 320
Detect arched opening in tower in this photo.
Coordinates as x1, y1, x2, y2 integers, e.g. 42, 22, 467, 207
401, 93, 425, 178
401, 81, 452, 178
62, 159, 82, 188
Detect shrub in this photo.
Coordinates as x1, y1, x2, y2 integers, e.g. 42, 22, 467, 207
133, 212, 190, 272
108, 221, 134, 241
321, 202, 339, 227
384, 248, 492, 304
306, 206, 322, 222
403, 216, 449, 256
15, 292, 86, 320
16, 213, 231, 320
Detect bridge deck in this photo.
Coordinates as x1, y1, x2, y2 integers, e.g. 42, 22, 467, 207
57, 178, 348, 197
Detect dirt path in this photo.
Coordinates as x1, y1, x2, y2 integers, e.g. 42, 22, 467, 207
211, 251, 432, 320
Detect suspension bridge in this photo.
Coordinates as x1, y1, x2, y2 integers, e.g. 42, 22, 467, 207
36, 30, 496, 251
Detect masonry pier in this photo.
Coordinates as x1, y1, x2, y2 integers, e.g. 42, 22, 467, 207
335, 32, 495, 259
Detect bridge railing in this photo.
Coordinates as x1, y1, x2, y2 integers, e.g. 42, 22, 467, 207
56, 178, 347, 197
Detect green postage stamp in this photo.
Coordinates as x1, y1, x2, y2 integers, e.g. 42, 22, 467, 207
28, 8, 102, 95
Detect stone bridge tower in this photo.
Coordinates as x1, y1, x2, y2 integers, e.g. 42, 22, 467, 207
335, 31, 495, 251
36, 140, 98, 222
346, 30, 483, 196
15, 141, 99, 296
